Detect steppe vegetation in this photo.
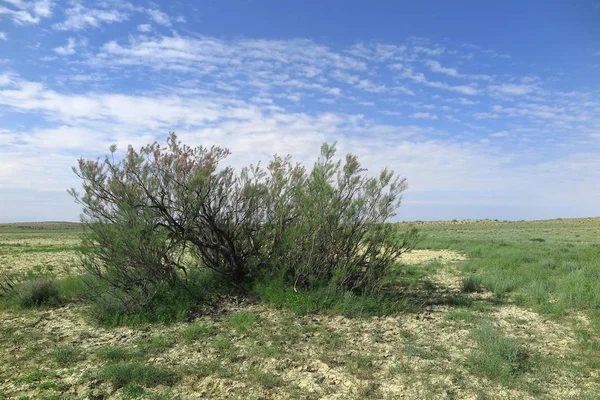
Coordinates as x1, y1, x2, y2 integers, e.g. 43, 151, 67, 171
1, 136, 599, 399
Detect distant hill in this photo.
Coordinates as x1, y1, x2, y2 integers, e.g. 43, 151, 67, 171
0, 221, 82, 231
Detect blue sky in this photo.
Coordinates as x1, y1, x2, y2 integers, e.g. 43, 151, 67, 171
0, 0, 599, 222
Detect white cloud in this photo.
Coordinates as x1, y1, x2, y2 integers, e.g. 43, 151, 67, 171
146, 8, 170, 26
410, 112, 438, 120
413, 45, 444, 56
356, 79, 387, 93
489, 83, 537, 96
424, 60, 492, 81
53, 37, 77, 55
53, 2, 129, 31
593, 50, 600, 57
0, 0, 52, 25
473, 112, 499, 119
401, 67, 480, 95
462, 43, 511, 59
137, 23, 151, 32
0, 32, 6, 40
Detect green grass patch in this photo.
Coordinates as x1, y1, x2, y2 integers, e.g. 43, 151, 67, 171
183, 321, 218, 342
467, 322, 540, 384
246, 368, 283, 389
98, 362, 178, 389
51, 345, 83, 367
224, 311, 259, 334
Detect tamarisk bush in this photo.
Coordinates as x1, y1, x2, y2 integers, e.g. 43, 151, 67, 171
70, 133, 419, 309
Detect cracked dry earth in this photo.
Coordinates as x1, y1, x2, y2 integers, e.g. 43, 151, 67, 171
0, 249, 596, 399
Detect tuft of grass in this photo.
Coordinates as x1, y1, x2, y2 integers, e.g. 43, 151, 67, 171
16, 370, 53, 384
121, 383, 145, 398
445, 308, 479, 323
467, 322, 540, 383
193, 360, 231, 378
224, 311, 259, 334
51, 345, 83, 367
98, 362, 178, 389
134, 336, 176, 355
253, 279, 412, 317
461, 275, 482, 293
247, 368, 283, 389
98, 346, 143, 362
183, 321, 217, 342
347, 353, 376, 379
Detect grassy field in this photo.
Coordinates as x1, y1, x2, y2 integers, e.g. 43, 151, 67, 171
1, 219, 600, 399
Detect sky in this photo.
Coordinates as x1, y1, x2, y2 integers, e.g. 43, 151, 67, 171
0, 0, 599, 222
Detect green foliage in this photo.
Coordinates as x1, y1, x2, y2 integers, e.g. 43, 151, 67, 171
246, 368, 283, 389
461, 275, 482, 293
224, 311, 258, 334
467, 323, 540, 383
71, 135, 419, 312
14, 278, 61, 308
414, 220, 600, 317
253, 277, 411, 317
98, 362, 178, 389
122, 383, 145, 398
183, 322, 217, 342
51, 346, 83, 367
88, 269, 226, 326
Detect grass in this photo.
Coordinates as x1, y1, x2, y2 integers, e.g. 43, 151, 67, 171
97, 362, 178, 389
467, 322, 541, 384
183, 321, 218, 342
413, 219, 600, 318
51, 346, 83, 367
2, 219, 600, 398
224, 311, 259, 334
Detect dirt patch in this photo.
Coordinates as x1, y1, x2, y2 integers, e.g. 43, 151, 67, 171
399, 249, 467, 265
0, 251, 79, 278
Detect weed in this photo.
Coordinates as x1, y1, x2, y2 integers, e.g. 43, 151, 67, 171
98, 362, 178, 388
98, 346, 143, 362
193, 360, 231, 378
467, 323, 540, 383
38, 381, 59, 390
183, 321, 217, 342
52, 345, 83, 367
122, 383, 145, 398
461, 275, 482, 293
247, 368, 283, 389
16, 278, 61, 308
224, 311, 258, 334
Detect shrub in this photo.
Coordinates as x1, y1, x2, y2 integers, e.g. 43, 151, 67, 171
70, 134, 420, 309
8, 277, 61, 308
461, 275, 482, 293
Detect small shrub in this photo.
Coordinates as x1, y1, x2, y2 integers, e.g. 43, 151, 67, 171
71, 135, 420, 312
52, 346, 83, 367
98, 362, 178, 389
15, 278, 61, 308
461, 275, 482, 293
